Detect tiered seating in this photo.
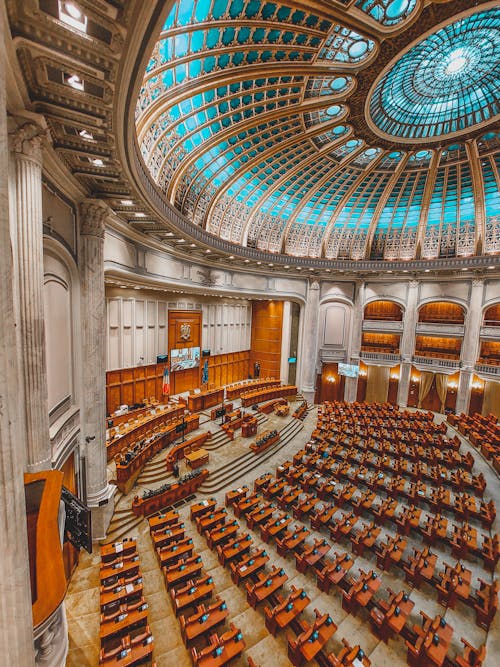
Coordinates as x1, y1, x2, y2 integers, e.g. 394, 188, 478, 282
147, 507, 245, 666
192, 498, 368, 667
240, 384, 297, 407
99, 538, 153, 665
448, 412, 500, 472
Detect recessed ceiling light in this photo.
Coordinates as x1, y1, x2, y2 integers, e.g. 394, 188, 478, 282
134, 212, 146, 217
120, 199, 133, 206
205, 249, 211, 253
244, 259, 250, 263
91, 158, 103, 166
257, 261, 262, 265
283, 265, 289, 269
424, 269, 430, 273
190, 243, 196, 247
268, 263, 274, 267
296, 267, 302, 270
177, 238, 185, 243
488, 265, 495, 269
229, 255, 234, 259
165, 232, 174, 237
461, 268, 468, 271
79, 129, 94, 140
325, 269, 331, 272
67, 74, 84, 90
59, 2, 88, 32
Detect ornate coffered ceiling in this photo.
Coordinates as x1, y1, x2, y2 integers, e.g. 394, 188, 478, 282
6, 0, 500, 275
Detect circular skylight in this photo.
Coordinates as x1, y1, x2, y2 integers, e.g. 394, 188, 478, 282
368, 8, 500, 141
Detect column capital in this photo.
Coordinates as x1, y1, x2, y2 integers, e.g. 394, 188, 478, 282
10, 121, 46, 164
409, 279, 419, 289
79, 199, 111, 239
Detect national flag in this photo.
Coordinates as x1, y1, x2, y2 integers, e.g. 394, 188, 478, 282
162, 365, 170, 396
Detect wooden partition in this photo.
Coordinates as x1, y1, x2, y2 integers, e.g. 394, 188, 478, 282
61, 453, 78, 579
106, 362, 168, 415
317, 363, 345, 404
250, 301, 283, 379
207, 351, 250, 387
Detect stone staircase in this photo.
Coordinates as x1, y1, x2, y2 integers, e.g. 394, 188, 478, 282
197, 416, 305, 494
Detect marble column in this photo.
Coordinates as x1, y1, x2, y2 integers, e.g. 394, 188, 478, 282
456, 279, 484, 414
345, 281, 364, 402
79, 199, 115, 540
0, 19, 36, 664
397, 280, 419, 407
300, 280, 320, 403
280, 301, 292, 383
11, 121, 51, 472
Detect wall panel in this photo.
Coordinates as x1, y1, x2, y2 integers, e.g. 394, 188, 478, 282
250, 301, 284, 379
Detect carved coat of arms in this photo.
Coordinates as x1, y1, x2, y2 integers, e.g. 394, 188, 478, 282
179, 323, 191, 341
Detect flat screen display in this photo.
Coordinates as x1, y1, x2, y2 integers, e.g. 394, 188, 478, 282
170, 346, 200, 371
338, 363, 359, 378
288, 357, 297, 363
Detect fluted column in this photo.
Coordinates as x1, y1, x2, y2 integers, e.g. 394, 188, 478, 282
0, 22, 36, 664
11, 121, 51, 472
397, 280, 419, 407
456, 279, 484, 414
79, 199, 115, 540
300, 280, 320, 403
345, 281, 364, 402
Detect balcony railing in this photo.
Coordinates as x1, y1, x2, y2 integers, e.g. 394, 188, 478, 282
362, 320, 404, 332
360, 351, 401, 363
480, 326, 500, 339
412, 355, 460, 370
475, 363, 500, 377
416, 322, 465, 336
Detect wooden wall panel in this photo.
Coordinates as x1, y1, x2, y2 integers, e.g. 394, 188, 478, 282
250, 301, 283, 380
206, 351, 250, 387
106, 362, 169, 415
317, 363, 346, 404
364, 300, 403, 321
418, 301, 465, 324
168, 311, 202, 395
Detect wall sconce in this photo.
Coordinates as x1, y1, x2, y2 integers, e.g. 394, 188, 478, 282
411, 376, 420, 383
447, 381, 458, 391
472, 383, 483, 390
359, 371, 367, 378
390, 374, 400, 381
327, 376, 336, 383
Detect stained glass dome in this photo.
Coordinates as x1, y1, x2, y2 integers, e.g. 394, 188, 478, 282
135, 1, 500, 261
368, 8, 500, 141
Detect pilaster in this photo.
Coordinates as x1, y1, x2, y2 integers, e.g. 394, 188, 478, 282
397, 280, 419, 407
11, 121, 51, 472
345, 281, 364, 402
0, 29, 36, 665
79, 199, 115, 539
300, 280, 320, 403
456, 279, 484, 414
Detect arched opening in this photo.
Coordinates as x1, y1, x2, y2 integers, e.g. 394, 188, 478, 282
418, 301, 465, 324
483, 303, 500, 326
364, 300, 404, 321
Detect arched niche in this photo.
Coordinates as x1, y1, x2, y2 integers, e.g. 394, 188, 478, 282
483, 303, 500, 326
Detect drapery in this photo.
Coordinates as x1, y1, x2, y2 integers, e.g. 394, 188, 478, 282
483, 380, 500, 419
365, 365, 390, 404
418, 372, 434, 408
435, 373, 448, 413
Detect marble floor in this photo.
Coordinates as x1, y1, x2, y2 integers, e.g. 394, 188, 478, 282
65, 405, 500, 667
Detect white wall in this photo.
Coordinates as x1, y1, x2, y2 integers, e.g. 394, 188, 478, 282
106, 289, 252, 370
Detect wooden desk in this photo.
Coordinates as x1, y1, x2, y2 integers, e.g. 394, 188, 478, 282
230, 549, 269, 585
170, 575, 215, 616
261, 514, 292, 543
180, 598, 229, 645
196, 509, 228, 535
99, 638, 153, 666
188, 388, 225, 412
225, 378, 279, 400
246, 567, 288, 608
163, 555, 203, 589
206, 521, 239, 549
149, 509, 180, 533
165, 431, 210, 471
99, 606, 148, 642
422, 618, 453, 667
132, 469, 208, 517
157, 539, 194, 567
185, 448, 209, 470
225, 486, 249, 507
241, 384, 297, 407
100, 558, 140, 585
234, 493, 260, 518
191, 498, 217, 520
296, 538, 330, 573
317, 554, 353, 593
100, 579, 144, 611
106, 404, 185, 460
152, 525, 185, 550
264, 586, 310, 636
217, 533, 252, 565
288, 612, 336, 666
101, 540, 137, 563
191, 624, 245, 667
276, 526, 310, 557
247, 503, 274, 529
